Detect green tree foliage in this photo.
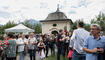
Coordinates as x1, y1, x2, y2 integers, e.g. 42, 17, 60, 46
91, 12, 105, 31
72, 22, 77, 30
22, 21, 42, 34
72, 20, 90, 31
84, 24, 90, 31
0, 21, 17, 34
22, 21, 33, 29
33, 23, 42, 34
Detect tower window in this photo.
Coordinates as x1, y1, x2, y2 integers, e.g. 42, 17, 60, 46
53, 24, 57, 27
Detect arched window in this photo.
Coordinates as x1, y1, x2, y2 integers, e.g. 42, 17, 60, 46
53, 24, 57, 27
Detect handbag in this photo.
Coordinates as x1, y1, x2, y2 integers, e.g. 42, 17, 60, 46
67, 50, 73, 58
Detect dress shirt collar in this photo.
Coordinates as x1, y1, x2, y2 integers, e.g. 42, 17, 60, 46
91, 35, 101, 40
77, 27, 84, 30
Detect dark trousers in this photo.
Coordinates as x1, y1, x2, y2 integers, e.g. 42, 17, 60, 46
98, 53, 104, 60
50, 45, 55, 56
72, 50, 85, 60
1, 56, 5, 60
45, 46, 49, 57
69, 58, 72, 60
29, 49, 36, 60
65, 43, 69, 54
6, 57, 16, 60
57, 47, 65, 60
0, 56, 5, 60
0, 50, 6, 60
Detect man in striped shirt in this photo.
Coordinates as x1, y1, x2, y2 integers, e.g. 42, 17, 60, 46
70, 21, 90, 60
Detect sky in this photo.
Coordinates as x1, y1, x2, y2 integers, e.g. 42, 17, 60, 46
0, 0, 105, 24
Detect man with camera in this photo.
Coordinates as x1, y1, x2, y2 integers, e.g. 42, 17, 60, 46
83, 24, 105, 60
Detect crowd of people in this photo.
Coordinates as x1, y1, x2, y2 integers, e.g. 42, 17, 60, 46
0, 21, 105, 60
0, 30, 72, 60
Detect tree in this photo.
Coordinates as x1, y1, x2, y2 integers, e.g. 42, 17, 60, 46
0, 21, 17, 34
22, 21, 42, 34
72, 22, 77, 30
84, 24, 90, 31
72, 20, 90, 31
91, 12, 105, 31
22, 21, 33, 29
33, 23, 42, 34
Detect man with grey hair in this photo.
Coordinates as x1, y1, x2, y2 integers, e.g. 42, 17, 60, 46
91, 24, 101, 31
83, 24, 105, 60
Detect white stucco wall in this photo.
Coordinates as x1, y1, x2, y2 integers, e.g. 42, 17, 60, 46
41, 21, 71, 35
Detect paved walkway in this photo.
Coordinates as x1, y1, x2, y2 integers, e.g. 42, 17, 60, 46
0, 51, 44, 60
17, 46, 57, 60
17, 50, 52, 60
17, 52, 39, 60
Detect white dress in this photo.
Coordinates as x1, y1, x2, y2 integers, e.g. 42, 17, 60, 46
38, 42, 45, 58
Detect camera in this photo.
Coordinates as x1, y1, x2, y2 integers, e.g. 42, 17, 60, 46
97, 47, 101, 53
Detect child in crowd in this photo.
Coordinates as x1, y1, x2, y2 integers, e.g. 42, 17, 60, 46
38, 39, 45, 60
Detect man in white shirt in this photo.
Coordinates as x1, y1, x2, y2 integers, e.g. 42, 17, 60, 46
70, 21, 90, 60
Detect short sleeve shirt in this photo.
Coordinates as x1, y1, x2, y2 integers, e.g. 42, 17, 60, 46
6, 40, 16, 58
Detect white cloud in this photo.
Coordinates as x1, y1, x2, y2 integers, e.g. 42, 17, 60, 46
63, 0, 105, 23
0, 0, 105, 24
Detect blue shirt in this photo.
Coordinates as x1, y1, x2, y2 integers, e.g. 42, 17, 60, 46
83, 35, 105, 60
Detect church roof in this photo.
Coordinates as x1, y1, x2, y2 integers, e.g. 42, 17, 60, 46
45, 7, 67, 20
40, 5, 72, 23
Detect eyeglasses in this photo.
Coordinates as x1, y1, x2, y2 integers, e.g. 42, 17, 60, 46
90, 28, 98, 30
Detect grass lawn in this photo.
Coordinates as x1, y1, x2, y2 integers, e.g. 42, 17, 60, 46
44, 52, 72, 60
